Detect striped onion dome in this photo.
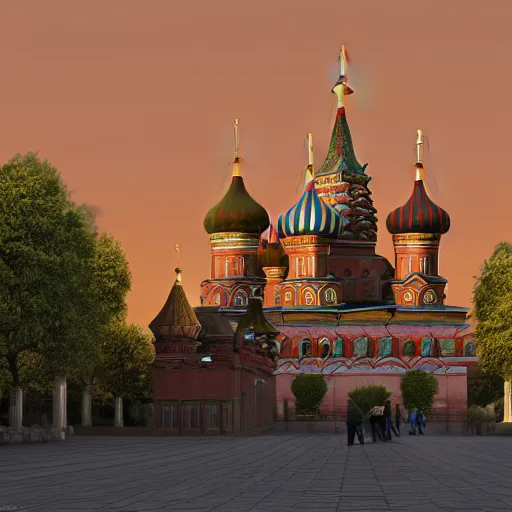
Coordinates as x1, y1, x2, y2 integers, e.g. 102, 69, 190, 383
277, 181, 343, 238
386, 173, 450, 235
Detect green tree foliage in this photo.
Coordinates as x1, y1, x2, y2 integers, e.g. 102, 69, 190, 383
400, 370, 439, 414
0, 153, 133, 398
291, 374, 328, 415
0, 154, 96, 387
468, 374, 504, 407
98, 320, 155, 399
473, 242, 512, 379
348, 385, 391, 415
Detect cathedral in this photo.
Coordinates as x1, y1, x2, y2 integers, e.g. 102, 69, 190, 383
149, 47, 477, 434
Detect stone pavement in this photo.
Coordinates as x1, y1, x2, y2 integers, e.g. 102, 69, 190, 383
1, 434, 512, 512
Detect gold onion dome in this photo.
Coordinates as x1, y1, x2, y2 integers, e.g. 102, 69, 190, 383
203, 120, 270, 235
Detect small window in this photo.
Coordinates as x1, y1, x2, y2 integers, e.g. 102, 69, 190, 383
333, 337, 343, 357
183, 404, 201, 429
353, 337, 369, 357
207, 404, 219, 429
162, 404, 179, 429
325, 288, 337, 304
222, 402, 233, 431
464, 342, 476, 357
233, 290, 248, 307
299, 339, 312, 358
421, 338, 433, 357
402, 340, 416, 357
320, 338, 331, 358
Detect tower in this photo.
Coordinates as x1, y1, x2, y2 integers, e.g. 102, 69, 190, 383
259, 224, 288, 307
386, 130, 451, 307
149, 267, 202, 368
274, 135, 344, 307
201, 120, 270, 308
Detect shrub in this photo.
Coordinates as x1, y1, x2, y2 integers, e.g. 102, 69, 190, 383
400, 370, 439, 414
348, 385, 391, 415
291, 374, 328, 416
467, 405, 496, 435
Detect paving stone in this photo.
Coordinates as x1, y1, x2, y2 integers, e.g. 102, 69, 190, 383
0, 435, 511, 511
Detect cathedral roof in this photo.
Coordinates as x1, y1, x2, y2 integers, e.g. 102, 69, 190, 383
149, 268, 201, 341
259, 224, 288, 268
277, 181, 343, 239
236, 298, 279, 337
386, 175, 451, 235
386, 131, 450, 236
203, 171, 270, 235
204, 120, 270, 235
316, 46, 366, 177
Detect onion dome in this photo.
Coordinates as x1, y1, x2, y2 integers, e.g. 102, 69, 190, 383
203, 120, 270, 235
149, 267, 201, 342
277, 180, 343, 238
386, 130, 451, 235
259, 224, 288, 268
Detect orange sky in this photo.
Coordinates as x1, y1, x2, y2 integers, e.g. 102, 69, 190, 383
1, 0, 510, 325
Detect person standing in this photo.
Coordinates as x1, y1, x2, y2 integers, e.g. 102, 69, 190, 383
417, 410, 425, 435
409, 410, 417, 435
384, 401, 393, 441
395, 404, 402, 436
346, 400, 364, 446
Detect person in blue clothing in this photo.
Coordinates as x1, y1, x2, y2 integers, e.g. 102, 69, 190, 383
417, 410, 425, 435
409, 410, 417, 435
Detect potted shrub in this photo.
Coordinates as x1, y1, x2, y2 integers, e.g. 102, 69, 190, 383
291, 374, 328, 420
400, 370, 439, 417
348, 385, 391, 416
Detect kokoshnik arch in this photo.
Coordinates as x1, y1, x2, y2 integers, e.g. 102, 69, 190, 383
149, 47, 477, 434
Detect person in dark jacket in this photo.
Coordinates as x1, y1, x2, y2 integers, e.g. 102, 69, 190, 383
346, 399, 364, 446
417, 410, 425, 435
384, 401, 394, 441
395, 404, 402, 436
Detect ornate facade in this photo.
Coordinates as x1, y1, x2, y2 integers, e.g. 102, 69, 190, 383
150, 46, 477, 432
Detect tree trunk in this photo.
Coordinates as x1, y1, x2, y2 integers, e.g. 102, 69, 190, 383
504, 380, 512, 423
8, 387, 23, 430
52, 376, 67, 439
115, 397, 124, 427
7, 355, 20, 388
81, 386, 93, 427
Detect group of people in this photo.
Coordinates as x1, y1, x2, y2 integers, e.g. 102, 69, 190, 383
346, 399, 427, 446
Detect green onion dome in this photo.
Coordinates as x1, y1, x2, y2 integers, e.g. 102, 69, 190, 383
204, 174, 270, 235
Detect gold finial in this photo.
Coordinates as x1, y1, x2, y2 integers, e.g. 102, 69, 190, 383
332, 45, 353, 107
340, 45, 348, 77
232, 119, 241, 177
174, 266, 182, 284
307, 133, 314, 170
415, 129, 424, 181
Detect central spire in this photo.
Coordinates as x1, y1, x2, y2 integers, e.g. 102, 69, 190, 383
415, 129, 424, 181
232, 119, 241, 177
316, 46, 364, 176
331, 45, 354, 108
304, 133, 315, 186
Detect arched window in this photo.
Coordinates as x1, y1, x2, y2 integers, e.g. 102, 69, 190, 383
299, 339, 312, 359
402, 340, 416, 357
379, 337, 392, 357
319, 338, 331, 358
464, 342, 476, 357
333, 337, 343, 357
353, 337, 369, 357
233, 290, 248, 307
421, 338, 433, 357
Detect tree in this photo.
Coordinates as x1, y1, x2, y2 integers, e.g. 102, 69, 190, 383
70, 232, 132, 391
473, 242, 512, 379
291, 374, 328, 416
0, 153, 97, 388
400, 370, 439, 414
98, 320, 155, 399
348, 385, 391, 415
